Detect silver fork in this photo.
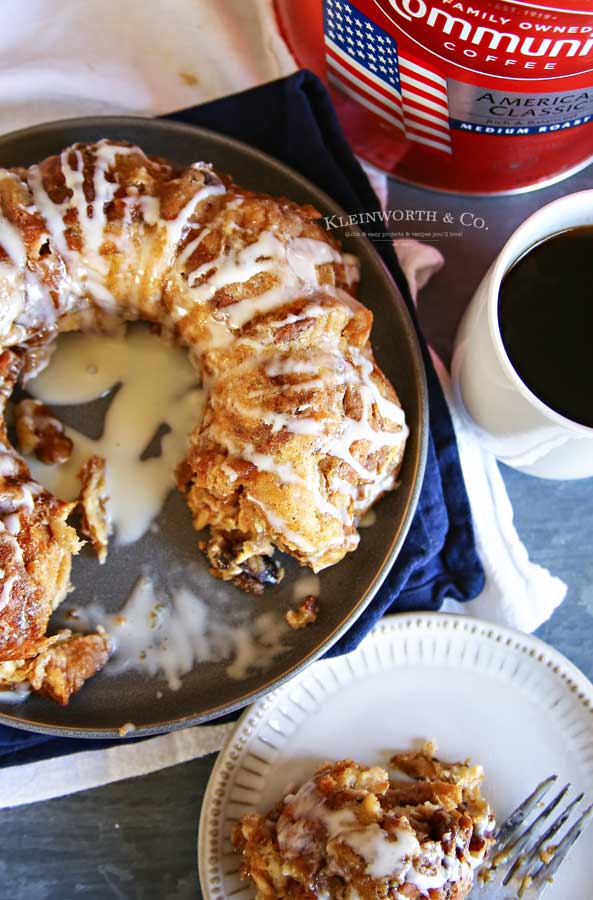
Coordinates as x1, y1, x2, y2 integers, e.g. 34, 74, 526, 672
471, 775, 593, 899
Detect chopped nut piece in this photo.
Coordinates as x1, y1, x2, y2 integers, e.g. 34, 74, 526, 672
14, 398, 73, 464
285, 594, 319, 630
77, 455, 111, 564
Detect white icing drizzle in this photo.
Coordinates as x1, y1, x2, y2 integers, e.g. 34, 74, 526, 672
238, 403, 325, 438
4, 513, 20, 535
153, 164, 226, 284
26, 325, 205, 545
0, 172, 55, 335
240, 447, 304, 487
0, 459, 33, 543
0, 452, 20, 477
0, 479, 41, 518
176, 225, 211, 267
286, 237, 341, 284
278, 781, 420, 880
332, 475, 358, 500
0, 521, 23, 566
0, 572, 16, 611
292, 574, 321, 602
355, 471, 397, 516
0, 684, 30, 704
210, 341, 406, 538
210, 395, 342, 527
325, 355, 407, 482
0, 258, 24, 344
246, 495, 318, 555
60, 144, 123, 306
359, 508, 377, 528
471, 805, 492, 840
187, 230, 279, 294
342, 251, 360, 288
26, 143, 226, 318
268, 302, 326, 333
65, 570, 289, 690
265, 354, 333, 378
0, 207, 26, 267
336, 824, 421, 880
183, 230, 340, 332
279, 779, 487, 893
26, 165, 68, 259
26, 144, 128, 314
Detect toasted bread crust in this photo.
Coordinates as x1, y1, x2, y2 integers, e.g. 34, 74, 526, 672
0, 141, 407, 703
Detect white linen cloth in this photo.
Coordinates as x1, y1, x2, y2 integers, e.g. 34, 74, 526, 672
0, 0, 565, 809
440, 363, 567, 629
365, 173, 566, 635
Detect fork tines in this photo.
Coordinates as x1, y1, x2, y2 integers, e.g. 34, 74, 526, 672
477, 776, 593, 898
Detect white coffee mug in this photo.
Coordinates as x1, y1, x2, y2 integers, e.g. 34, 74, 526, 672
452, 190, 593, 480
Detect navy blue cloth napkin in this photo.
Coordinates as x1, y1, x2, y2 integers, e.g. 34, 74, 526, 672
0, 71, 484, 767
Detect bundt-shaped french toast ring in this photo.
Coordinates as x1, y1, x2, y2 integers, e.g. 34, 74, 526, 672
0, 141, 407, 700
0, 350, 81, 659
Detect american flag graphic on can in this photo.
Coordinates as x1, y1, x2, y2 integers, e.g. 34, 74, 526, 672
323, 0, 451, 154
276, 0, 593, 192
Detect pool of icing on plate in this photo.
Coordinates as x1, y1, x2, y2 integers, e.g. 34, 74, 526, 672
25, 325, 205, 544
10, 321, 392, 696
293, 574, 321, 602
5, 323, 308, 695
61, 565, 290, 691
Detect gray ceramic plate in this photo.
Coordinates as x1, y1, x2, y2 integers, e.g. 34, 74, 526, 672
0, 117, 427, 737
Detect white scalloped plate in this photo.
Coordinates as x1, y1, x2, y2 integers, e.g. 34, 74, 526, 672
198, 613, 593, 899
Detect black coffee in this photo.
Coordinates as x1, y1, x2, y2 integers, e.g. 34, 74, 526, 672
498, 227, 593, 429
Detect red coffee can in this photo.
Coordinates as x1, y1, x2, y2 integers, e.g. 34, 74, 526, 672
275, 0, 593, 193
